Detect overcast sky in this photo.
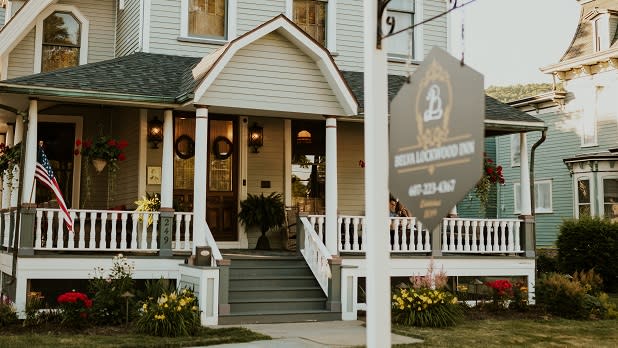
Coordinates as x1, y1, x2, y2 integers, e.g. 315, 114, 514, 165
448, 0, 581, 87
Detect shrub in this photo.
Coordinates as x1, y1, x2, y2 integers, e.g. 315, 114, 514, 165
23, 291, 61, 327
57, 291, 93, 328
89, 254, 136, 325
510, 280, 529, 311
0, 295, 17, 327
557, 217, 618, 291
536, 250, 559, 276
484, 279, 513, 309
391, 287, 463, 327
135, 288, 201, 337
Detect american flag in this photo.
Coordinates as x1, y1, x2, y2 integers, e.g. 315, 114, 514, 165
35, 145, 73, 233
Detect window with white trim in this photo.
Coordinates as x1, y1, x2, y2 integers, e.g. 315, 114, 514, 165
514, 180, 553, 214
387, 0, 415, 59
576, 178, 592, 217
581, 87, 601, 147
602, 177, 618, 220
41, 12, 81, 73
187, 0, 227, 39
510, 134, 520, 167
293, 0, 326, 45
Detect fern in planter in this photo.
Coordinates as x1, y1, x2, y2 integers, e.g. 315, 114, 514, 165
238, 192, 285, 250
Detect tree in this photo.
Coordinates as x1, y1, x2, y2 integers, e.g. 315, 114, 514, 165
486, 83, 555, 103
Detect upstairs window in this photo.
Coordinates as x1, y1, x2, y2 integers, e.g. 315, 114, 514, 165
387, 0, 415, 59
293, 0, 326, 45
188, 0, 227, 38
514, 180, 553, 214
41, 12, 81, 73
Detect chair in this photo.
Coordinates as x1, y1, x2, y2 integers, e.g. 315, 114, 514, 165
283, 207, 298, 251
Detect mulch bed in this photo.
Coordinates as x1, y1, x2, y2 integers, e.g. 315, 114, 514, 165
0, 321, 133, 335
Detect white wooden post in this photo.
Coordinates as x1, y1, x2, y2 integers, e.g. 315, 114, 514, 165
364, 0, 391, 346
192, 106, 209, 252
160, 109, 174, 209
519, 133, 531, 215
325, 116, 338, 255
22, 99, 37, 204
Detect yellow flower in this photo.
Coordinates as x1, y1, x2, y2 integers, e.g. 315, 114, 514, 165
177, 306, 182, 311
164, 303, 168, 308
179, 299, 186, 307
451, 297, 458, 304
192, 306, 198, 311
142, 303, 148, 311
154, 314, 166, 320
169, 292, 177, 300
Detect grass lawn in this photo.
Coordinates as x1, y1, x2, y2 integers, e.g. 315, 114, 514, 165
0, 326, 271, 348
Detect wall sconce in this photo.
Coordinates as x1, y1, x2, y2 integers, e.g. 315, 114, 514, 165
248, 123, 263, 153
296, 129, 312, 144
147, 116, 164, 149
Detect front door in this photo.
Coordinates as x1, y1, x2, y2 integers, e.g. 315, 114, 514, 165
206, 117, 238, 241
36, 122, 76, 207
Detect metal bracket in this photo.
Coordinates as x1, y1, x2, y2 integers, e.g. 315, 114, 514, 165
377, 0, 393, 49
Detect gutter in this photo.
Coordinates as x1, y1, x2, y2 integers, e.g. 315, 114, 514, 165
529, 128, 548, 217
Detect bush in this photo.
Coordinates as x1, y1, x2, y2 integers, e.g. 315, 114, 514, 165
135, 288, 201, 337
536, 272, 613, 320
23, 291, 61, 327
536, 249, 559, 275
391, 287, 463, 327
0, 295, 17, 327
57, 291, 93, 328
89, 254, 136, 325
557, 217, 618, 291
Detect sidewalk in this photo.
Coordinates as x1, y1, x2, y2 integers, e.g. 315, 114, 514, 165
201, 320, 422, 347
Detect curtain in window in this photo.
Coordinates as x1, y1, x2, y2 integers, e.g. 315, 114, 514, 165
293, 0, 326, 45
189, 0, 226, 37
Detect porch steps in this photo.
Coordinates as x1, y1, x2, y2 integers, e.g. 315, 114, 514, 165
218, 253, 340, 324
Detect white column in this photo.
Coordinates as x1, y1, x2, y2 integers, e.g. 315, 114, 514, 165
193, 106, 209, 250
160, 109, 174, 209
22, 100, 38, 204
519, 133, 532, 215
10, 118, 22, 207
364, 0, 391, 346
325, 116, 338, 255
1, 123, 14, 209
284, 120, 292, 207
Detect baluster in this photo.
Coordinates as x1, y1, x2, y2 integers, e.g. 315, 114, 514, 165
317, 216, 325, 243
507, 220, 514, 251
3, 212, 8, 248
140, 212, 148, 249
130, 213, 138, 249
463, 220, 470, 251
471, 220, 478, 252
415, 220, 423, 251
391, 218, 400, 251
500, 220, 507, 252
110, 212, 118, 249
448, 219, 456, 251
514, 220, 521, 251
478, 220, 486, 252
99, 212, 108, 249
120, 212, 128, 249
45, 211, 54, 249
56, 210, 65, 249
89, 212, 97, 249
151, 214, 159, 249
343, 217, 351, 251
424, 224, 431, 251
35, 211, 43, 249
184, 214, 191, 250
442, 219, 448, 252
361, 217, 367, 252
68, 211, 76, 249
492, 220, 500, 252
456, 220, 464, 251
174, 214, 180, 250
400, 218, 409, 251
352, 217, 360, 251
78, 212, 86, 249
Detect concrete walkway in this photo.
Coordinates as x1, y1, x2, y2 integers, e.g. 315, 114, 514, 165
201, 320, 422, 347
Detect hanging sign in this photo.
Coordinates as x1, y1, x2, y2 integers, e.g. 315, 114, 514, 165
389, 47, 484, 231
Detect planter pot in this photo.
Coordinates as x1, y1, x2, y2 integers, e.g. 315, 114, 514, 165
92, 158, 107, 173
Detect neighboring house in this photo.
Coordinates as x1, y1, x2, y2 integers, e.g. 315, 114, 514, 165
0, 0, 543, 324
497, 0, 618, 247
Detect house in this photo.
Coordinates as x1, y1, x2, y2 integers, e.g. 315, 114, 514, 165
0, 0, 543, 325
497, 0, 618, 248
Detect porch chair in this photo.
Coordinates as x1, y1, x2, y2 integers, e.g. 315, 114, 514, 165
282, 206, 298, 251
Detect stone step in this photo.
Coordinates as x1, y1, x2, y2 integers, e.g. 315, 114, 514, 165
229, 297, 328, 313
229, 287, 325, 301
218, 310, 340, 325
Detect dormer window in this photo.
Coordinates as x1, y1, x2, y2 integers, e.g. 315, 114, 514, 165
593, 17, 609, 51
585, 9, 618, 52
42, 12, 81, 72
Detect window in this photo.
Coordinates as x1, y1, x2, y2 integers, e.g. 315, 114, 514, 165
187, 0, 226, 38
576, 178, 591, 217
593, 16, 609, 52
514, 180, 552, 214
510, 134, 520, 167
603, 178, 618, 220
293, 0, 326, 45
41, 12, 81, 73
581, 87, 600, 147
387, 0, 415, 58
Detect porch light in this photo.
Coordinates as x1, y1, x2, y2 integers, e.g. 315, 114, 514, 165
248, 123, 263, 153
296, 130, 312, 144
147, 116, 164, 149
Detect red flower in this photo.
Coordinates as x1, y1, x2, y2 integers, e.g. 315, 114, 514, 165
117, 139, 128, 150
118, 153, 126, 161
107, 139, 116, 147
358, 160, 365, 168
74, 149, 80, 156
75, 139, 82, 146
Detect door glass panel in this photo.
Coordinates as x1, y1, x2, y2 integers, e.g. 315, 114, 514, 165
209, 120, 233, 192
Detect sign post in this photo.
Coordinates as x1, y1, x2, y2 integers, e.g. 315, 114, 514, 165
389, 47, 484, 232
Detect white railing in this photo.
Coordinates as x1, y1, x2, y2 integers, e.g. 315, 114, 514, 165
442, 218, 522, 253
33, 208, 195, 253
299, 216, 332, 295
1, 209, 17, 249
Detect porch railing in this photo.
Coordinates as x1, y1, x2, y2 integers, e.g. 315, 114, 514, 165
299, 216, 332, 295
308, 215, 523, 254
32, 208, 195, 253
1, 209, 17, 249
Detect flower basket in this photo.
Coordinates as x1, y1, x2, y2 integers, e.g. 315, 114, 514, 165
91, 158, 107, 173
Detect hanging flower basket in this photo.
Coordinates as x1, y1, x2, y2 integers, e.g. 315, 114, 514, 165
91, 158, 107, 173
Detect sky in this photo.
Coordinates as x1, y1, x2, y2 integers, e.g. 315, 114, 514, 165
449, 0, 581, 87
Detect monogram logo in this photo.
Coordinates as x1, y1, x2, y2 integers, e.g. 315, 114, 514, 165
423, 84, 444, 122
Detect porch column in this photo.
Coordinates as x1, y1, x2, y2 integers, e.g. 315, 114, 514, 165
324, 116, 338, 255
519, 133, 531, 215
160, 109, 174, 209
2, 123, 14, 209
22, 99, 38, 204
192, 106, 209, 252
11, 116, 23, 208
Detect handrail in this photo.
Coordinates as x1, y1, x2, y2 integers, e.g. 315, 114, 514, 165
203, 223, 223, 261
299, 216, 332, 295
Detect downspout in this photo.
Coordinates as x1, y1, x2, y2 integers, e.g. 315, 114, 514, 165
528, 129, 547, 227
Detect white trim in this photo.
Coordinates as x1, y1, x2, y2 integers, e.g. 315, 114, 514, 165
326, 0, 336, 52
415, 0, 423, 61
192, 16, 357, 116
284, 0, 292, 18
4, 0, 11, 25
573, 174, 594, 218
0, 0, 57, 57
180, 0, 236, 41
597, 173, 618, 219
138, 109, 148, 200
0, 54, 7, 80
33, 4, 90, 74
141, 0, 151, 52
238, 116, 248, 248
284, 119, 292, 206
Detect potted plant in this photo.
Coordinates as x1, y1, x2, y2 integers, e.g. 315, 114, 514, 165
0, 142, 21, 190
238, 192, 285, 250
475, 154, 505, 214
